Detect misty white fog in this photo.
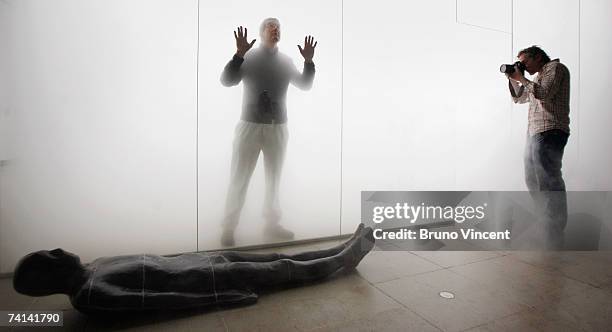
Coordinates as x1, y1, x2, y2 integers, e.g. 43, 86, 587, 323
1, 0, 611, 273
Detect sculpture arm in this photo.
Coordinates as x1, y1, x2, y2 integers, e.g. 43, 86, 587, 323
144, 289, 258, 310
72, 285, 257, 313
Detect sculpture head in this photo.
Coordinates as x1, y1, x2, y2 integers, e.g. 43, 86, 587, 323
13, 248, 83, 296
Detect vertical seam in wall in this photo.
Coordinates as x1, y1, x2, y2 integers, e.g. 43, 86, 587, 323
511, 0, 514, 56
454, 0, 456, 189
339, 0, 344, 236
453, 0, 459, 190
0, 201, 2, 272
577, 0, 581, 165
510, 0, 514, 141
196, 0, 200, 252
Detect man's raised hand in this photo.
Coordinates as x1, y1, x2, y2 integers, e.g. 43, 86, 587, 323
298, 35, 317, 63
234, 26, 256, 58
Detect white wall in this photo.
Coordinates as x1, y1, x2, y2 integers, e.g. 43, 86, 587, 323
341, 0, 516, 233
1, 0, 611, 273
0, 0, 199, 273
579, 0, 612, 190
0, 0, 10, 273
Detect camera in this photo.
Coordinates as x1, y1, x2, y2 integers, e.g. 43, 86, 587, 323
499, 61, 526, 74
259, 90, 272, 112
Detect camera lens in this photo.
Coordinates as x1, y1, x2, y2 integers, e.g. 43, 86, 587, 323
500, 64, 515, 74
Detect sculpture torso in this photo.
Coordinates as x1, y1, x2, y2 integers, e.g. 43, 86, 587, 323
70, 252, 256, 313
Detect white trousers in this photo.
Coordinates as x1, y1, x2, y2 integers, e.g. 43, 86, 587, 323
223, 121, 288, 229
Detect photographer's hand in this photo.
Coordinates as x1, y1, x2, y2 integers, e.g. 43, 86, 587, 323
234, 26, 256, 58
506, 73, 519, 86
508, 69, 524, 83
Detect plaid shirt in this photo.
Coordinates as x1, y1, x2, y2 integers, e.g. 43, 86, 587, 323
509, 59, 570, 136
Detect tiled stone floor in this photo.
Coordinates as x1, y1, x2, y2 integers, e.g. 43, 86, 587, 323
1, 240, 611, 331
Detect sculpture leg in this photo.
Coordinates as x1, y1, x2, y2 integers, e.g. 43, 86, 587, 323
219, 224, 365, 262
221, 227, 374, 289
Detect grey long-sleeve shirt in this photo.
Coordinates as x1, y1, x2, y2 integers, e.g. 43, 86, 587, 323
220, 46, 315, 124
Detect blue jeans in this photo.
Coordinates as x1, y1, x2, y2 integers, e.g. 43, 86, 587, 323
524, 129, 569, 249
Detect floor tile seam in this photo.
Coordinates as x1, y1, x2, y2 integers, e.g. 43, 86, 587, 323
367, 265, 447, 285
409, 251, 509, 269
294, 307, 375, 332
466, 255, 608, 289
505, 253, 568, 267
222, 286, 369, 315
444, 265, 584, 306
559, 273, 609, 289
524, 297, 590, 320
440, 252, 512, 268
510, 258, 603, 289
409, 267, 549, 310
371, 263, 500, 286
550, 282, 612, 306
355, 274, 444, 332
295, 321, 333, 331
508, 254, 578, 274
456, 305, 536, 332
221, 311, 298, 331
296, 323, 319, 332
302, 306, 448, 332
449, 266, 606, 315
406, 252, 448, 268
220, 314, 230, 332
468, 302, 593, 332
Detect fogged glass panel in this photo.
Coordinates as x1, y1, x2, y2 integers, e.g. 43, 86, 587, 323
0, 0, 198, 273
198, 0, 342, 248
342, 0, 516, 233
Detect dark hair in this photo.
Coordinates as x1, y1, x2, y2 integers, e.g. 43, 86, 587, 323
518, 45, 551, 63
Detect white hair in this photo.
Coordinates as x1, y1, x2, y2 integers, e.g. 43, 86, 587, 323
259, 17, 280, 37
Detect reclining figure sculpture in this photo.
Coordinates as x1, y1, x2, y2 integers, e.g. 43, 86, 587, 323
13, 224, 375, 314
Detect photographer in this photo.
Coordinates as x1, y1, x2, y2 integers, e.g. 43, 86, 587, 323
505, 45, 570, 249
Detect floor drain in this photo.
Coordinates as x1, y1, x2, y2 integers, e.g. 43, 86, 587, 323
439, 291, 455, 299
